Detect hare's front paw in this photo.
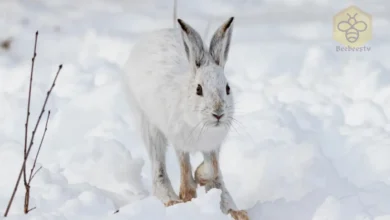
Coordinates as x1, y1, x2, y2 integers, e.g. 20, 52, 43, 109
164, 200, 184, 207
229, 210, 249, 220
179, 183, 197, 202
195, 161, 217, 186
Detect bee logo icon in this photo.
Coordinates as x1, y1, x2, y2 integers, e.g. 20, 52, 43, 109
337, 13, 367, 43
333, 5, 372, 47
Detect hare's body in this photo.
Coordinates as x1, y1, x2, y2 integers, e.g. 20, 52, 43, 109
125, 28, 228, 153
123, 18, 249, 220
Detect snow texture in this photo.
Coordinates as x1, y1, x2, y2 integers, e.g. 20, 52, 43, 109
0, 0, 390, 219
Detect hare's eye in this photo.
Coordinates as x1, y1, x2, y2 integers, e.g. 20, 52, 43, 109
195, 60, 201, 68
196, 84, 203, 96
226, 84, 230, 95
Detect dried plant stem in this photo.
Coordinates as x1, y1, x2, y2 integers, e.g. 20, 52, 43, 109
3, 30, 63, 217
24, 111, 51, 214
23, 31, 38, 202
28, 111, 50, 184
22, 65, 61, 214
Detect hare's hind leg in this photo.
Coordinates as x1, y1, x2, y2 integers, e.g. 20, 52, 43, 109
195, 149, 249, 220
176, 151, 197, 202
140, 117, 180, 206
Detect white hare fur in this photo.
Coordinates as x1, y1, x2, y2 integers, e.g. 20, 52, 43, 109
123, 17, 248, 219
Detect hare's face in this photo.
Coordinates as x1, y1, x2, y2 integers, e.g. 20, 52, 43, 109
189, 65, 234, 127
177, 17, 235, 129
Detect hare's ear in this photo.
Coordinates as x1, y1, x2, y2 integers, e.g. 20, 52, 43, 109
209, 17, 234, 67
177, 19, 206, 69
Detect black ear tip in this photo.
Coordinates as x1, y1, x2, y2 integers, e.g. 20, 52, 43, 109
177, 18, 188, 32
227, 17, 234, 26
177, 18, 184, 26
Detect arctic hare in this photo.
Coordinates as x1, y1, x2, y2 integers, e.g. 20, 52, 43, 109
123, 17, 248, 220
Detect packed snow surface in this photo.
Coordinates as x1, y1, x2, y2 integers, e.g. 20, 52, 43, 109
1, 0, 390, 219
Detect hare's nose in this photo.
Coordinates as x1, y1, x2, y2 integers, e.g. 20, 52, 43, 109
212, 113, 224, 120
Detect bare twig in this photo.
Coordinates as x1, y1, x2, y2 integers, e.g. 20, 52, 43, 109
3, 30, 63, 216
28, 111, 50, 183
22, 66, 61, 214
4, 31, 38, 217
27, 65, 61, 158
4, 167, 23, 217
23, 30, 38, 201
30, 166, 42, 182
23, 110, 50, 214
23, 186, 30, 214
27, 207, 36, 212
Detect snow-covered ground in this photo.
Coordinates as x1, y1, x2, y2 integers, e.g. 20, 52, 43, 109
1, 0, 390, 219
